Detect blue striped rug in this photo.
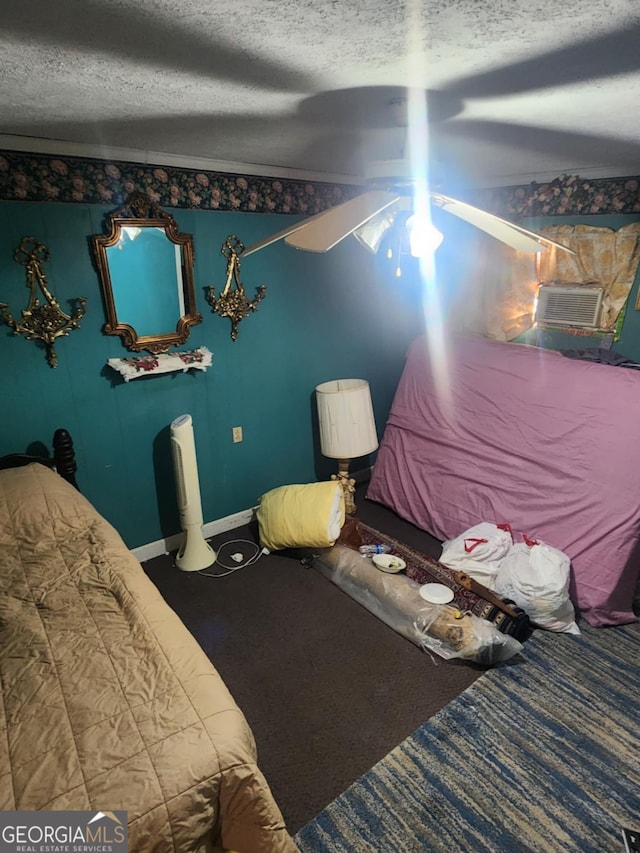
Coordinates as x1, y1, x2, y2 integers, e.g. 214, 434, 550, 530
294, 622, 640, 852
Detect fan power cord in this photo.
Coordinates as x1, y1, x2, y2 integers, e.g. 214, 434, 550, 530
198, 539, 269, 578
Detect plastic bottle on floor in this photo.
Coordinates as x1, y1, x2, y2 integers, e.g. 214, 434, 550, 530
359, 544, 392, 557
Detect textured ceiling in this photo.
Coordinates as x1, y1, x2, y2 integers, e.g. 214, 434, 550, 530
1, 0, 640, 188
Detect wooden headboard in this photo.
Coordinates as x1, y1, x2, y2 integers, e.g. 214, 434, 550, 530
0, 428, 78, 490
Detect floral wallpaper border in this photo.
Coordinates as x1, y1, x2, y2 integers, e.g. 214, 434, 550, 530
0, 149, 360, 215
475, 174, 640, 219
1, 148, 640, 219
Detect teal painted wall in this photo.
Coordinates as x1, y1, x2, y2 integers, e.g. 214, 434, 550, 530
0, 201, 425, 547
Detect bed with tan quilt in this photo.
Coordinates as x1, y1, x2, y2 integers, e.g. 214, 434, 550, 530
0, 432, 297, 853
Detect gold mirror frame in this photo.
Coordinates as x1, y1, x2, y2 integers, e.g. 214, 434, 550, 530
91, 193, 201, 353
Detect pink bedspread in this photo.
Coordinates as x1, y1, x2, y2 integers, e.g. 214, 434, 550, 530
367, 335, 640, 627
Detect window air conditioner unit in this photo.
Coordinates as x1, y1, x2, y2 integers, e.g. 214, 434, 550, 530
535, 284, 604, 328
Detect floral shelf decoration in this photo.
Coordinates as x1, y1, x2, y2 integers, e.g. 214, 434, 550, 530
107, 346, 212, 382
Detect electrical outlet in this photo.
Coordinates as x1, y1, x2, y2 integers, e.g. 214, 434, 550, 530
232, 426, 243, 443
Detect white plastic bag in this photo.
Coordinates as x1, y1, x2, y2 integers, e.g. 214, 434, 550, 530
439, 522, 513, 586
493, 537, 580, 634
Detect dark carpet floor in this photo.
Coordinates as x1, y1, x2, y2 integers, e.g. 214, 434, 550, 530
142, 481, 483, 834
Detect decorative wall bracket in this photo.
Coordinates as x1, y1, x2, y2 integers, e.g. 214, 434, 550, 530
206, 235, 266, 341
0, 237, 87, 367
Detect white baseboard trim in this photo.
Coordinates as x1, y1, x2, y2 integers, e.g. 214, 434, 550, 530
132, 471, 373, 563
132, 507, 256, 563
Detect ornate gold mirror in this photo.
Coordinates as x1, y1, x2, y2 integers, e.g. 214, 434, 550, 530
91, 193, 201, 353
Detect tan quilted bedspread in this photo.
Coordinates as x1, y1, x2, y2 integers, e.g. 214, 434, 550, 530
0, 464, 298, 853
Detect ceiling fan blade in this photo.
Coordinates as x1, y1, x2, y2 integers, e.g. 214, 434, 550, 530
247, 190, 401, 255
488, 217, 577, 255
243, 209, 334, 257
285, 190, 401, 252
431, 193, 574, 254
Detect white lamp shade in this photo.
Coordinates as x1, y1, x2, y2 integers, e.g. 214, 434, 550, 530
316, 379, 379, 460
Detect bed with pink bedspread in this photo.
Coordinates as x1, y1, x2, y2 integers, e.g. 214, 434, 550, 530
367, 334, 640, 627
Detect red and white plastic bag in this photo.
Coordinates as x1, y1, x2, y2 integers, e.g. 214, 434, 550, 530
439, 522, 513, 586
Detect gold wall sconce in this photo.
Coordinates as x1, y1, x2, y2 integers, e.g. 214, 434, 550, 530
206, 235, 266, 341
0, 237, 87, 367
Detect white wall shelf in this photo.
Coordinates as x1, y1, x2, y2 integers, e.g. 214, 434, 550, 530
107, 346, 212, 382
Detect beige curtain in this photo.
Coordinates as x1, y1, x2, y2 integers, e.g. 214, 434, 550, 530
538, 223, 640, 331
450, 222, 640, 339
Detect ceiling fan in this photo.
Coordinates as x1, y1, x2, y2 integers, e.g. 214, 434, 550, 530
239, 21, 640, 259
243, 88, 574, 260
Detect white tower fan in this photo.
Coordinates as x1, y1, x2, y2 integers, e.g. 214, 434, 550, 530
170, 414, 216, 571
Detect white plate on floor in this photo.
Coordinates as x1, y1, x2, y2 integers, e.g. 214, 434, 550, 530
372, 554, 406, 573
419, 583, 455, 604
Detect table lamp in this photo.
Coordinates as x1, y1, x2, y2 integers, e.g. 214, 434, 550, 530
315, 378, 378, 515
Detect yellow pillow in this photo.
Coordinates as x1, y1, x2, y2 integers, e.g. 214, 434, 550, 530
256, 482, 345, 551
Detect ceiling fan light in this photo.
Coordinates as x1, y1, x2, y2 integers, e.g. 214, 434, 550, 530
353, 209, 398, 253
406, 213, 444, 257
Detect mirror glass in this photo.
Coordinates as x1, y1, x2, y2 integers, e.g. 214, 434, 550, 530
91, 194, 201, 353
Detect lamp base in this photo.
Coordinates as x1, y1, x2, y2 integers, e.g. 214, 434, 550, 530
332, 459, 357, 516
